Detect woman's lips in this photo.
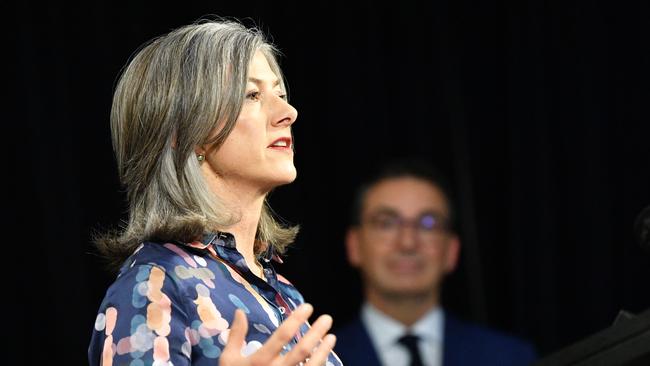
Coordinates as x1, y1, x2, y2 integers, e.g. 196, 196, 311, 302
268, 137, 293, 152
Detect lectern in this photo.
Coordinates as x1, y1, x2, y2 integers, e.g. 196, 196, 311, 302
533, 307, 650, 365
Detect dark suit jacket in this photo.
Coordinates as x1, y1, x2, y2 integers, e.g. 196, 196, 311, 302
334, 313, 537, 366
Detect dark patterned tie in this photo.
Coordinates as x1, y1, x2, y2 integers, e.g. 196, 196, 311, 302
397, 333, 424, 366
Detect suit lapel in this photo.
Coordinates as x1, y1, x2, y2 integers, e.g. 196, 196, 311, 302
338, 317, 383, 366
443, 313, 463, 366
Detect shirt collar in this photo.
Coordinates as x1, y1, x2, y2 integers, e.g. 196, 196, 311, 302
362, 302, 407, 349
193, 231, 280, 263
362, 302, 444, 346
412, 306, 444, 342
201, 232, 235, 249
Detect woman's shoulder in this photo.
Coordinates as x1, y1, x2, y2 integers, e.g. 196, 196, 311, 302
103, 241, 224, 302
108, 241, 223, 292
119, 241, 210, 272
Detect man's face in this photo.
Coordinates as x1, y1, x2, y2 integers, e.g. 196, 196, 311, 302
347, 176, 459, 300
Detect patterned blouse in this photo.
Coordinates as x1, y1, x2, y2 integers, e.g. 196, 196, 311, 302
88, 232, 343, 365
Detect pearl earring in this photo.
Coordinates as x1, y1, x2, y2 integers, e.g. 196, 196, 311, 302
197, 154, 205, 162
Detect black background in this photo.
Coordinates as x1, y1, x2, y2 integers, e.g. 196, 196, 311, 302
10, 1, 650, 364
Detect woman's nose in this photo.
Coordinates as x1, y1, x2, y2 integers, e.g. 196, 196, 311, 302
271, 96, 298, 127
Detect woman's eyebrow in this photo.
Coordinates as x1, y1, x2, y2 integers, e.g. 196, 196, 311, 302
247, 77, 281, 87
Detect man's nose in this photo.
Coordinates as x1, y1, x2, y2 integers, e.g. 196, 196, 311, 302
395, 222, 420, 250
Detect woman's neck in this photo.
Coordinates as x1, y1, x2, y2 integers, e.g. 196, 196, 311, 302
211, 179, 266, 278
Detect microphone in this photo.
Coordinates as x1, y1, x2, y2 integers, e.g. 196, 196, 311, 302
634, 205, 650, 253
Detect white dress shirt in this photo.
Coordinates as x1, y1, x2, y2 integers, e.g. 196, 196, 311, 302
361, 302, 444, 366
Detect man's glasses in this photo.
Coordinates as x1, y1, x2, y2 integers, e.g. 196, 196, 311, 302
363, 211, 450, 243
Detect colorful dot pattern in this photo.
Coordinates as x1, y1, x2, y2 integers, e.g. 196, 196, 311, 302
88, 236, 343, 365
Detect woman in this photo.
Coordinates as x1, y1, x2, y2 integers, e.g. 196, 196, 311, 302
88, 18, 341, 366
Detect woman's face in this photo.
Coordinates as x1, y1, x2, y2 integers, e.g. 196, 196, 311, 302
204, 50, 298, 193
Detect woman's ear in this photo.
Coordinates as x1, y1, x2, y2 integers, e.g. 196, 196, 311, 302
171, 131, 178, 149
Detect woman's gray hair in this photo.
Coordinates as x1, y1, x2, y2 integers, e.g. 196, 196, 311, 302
96, 18, 298, 270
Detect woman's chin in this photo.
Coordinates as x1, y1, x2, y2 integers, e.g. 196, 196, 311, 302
276, 168, 297, 185
263, 166, 297, 189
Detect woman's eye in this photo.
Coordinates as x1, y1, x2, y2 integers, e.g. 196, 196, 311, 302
278, 93, 287, 100
246, 91, 260, 100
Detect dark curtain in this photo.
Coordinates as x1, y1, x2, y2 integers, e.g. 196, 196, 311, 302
9, 1, 650, 364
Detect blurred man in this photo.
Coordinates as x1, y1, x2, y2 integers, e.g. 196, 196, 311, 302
335, 159, 537, 366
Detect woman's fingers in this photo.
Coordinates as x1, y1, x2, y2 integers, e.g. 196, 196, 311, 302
223, 304, 337, 366
282, 314, 333, 366
220, 309, 248, 365
249, 303, 314, 362
305, 334, 337, 366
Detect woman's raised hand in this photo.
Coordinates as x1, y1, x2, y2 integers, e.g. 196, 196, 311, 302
220, 303, 337, 366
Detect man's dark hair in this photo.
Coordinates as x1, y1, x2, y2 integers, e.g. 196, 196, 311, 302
350, 158, 456, 231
